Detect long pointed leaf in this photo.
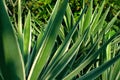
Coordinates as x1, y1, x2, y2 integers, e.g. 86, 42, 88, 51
24, 11, 31, 64
0, 1, 25, 80
77, 53, 120, 80
28, 0, 69, 79
40, 4, 88, 79
63, 31, 120, 80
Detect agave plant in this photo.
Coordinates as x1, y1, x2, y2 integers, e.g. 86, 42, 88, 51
0, 0, 120, 80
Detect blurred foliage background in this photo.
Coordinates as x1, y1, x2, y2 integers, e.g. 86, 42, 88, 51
6, 0, 120, 28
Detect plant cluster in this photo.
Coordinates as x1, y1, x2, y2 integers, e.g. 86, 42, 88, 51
0, 0, 120, 80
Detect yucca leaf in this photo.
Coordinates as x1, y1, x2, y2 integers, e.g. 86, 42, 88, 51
56, 53, 78, 79
17, 33, 24, 53
0, 0, 25, 80
40, 4, 88, 79
77, 53, 120, 80
83, 0, 92, 33
23, 11, 31, 64
90, 0, 105, 33
109, 58, 120, 80
116, 74, 120, 80
47, 28, 89, 79
26, 28, 44, 76
64, 4, 74, 32
100, 34, 109, 80
63, 31, 120, 80
58, 24, 65, 41
18, 0, 22, 34
105, 11, 120, 34
17, 0, 24, 58
94, 7, 110, 35
106, 34, 112, 62
28, 0, 69, 79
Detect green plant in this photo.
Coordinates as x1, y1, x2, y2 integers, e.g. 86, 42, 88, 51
0, 0, 120, 80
